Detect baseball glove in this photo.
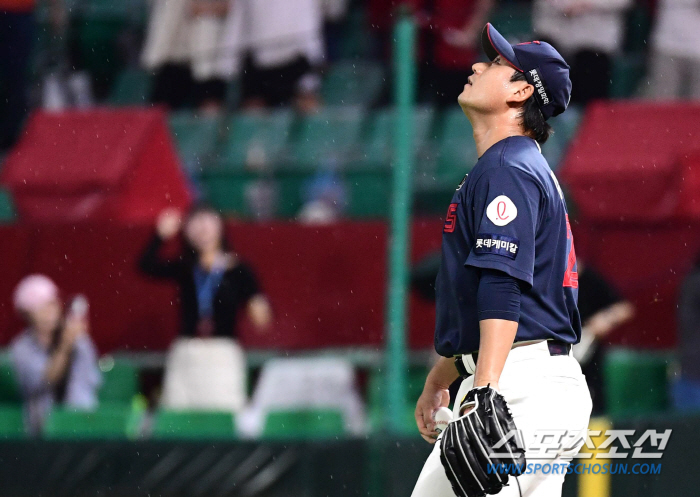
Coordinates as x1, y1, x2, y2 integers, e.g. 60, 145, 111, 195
439, 385, 526, 497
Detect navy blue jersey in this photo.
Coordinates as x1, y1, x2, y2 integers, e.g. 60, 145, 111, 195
434, 135, 581, 357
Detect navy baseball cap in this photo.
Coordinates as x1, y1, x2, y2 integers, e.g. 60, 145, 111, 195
481, 23, 571, 120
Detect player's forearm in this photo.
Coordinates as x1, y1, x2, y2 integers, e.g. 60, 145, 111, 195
426, 356, 460, 390
473, 319, 518, 388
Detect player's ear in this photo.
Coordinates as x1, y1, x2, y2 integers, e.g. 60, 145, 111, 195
506, 81, 534, 105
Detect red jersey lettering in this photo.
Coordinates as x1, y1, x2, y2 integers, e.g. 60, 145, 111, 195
563, 214, 578, 288
444, 203, 458, 233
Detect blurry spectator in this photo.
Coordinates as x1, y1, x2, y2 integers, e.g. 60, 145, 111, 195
297, 169, 347, 224
573, 261, 635, 415
0, 0, 65, 149
675, 253, 700, 410
10, 275, 101, 435
367, 0, 494, 107
644, 0, 700, 99
321, 0, 350, 62
217, 0, 324, 111
141, 0, 230, 113
533, 0, 632, 105
41, 66, 95, 111
139, 206, 272, 338
139, 206, 272, 411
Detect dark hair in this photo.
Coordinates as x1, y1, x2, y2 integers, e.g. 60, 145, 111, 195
182, 204, 230, 266
510, 71, 553, 144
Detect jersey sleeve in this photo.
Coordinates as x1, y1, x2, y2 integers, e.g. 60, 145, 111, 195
465, 166, 543, 287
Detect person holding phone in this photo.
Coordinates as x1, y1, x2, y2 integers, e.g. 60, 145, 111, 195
10, 275, 101, 435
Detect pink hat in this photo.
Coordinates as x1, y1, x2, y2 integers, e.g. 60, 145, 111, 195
13, 275, 59, 314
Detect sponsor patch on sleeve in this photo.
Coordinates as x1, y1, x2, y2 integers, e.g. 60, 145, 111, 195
486, 195, 517, 226
473, 233, 519, 260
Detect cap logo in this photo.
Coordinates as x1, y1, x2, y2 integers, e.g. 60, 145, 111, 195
527, 68, 550, 106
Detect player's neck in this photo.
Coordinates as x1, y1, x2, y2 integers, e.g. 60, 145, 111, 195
467, 111, 527, 158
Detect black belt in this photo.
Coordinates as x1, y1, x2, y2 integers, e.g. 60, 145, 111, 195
454, 340, 572, 378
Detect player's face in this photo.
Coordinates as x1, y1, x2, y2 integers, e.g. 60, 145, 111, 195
185, 211, 224, 254
458, 56, 521, 113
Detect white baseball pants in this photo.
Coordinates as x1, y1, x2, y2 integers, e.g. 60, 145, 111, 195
411, 341, 592, 497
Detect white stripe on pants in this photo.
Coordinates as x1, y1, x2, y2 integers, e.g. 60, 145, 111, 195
411, 341, 592, 497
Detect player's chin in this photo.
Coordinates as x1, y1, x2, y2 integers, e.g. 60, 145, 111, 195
457, 91, 470, 108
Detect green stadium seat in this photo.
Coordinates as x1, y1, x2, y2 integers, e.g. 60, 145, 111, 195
432, 108, 478, 186
287, 106, 365, 169
362, 106, 436, 164
344, 169, 391, 218
0, 356, 22, 404
199, 174, 251, 216
152, 410, 236, 439
223, 80, 242, 113
108, 68, 152, 106
610, 54, 646, 98
98, 358, 139, 404
0, 404, 25, 439
217, 110, 294, 171
624, 6, 653, 53
72, 0, 138, 93
322, 60, 385, 106
604, 348, 672, 417
489, 4, 533, 41
0, 188, 16, 223
345, 106, 435, 218
44, 404, 143, 439
262, 409, 345, 439
337, 8, 373, 59
367, 367, 429, 432
77, 0, 134, 18
271, 173, 307, 218
169, 112, 220, 174
201, 173, 301, 218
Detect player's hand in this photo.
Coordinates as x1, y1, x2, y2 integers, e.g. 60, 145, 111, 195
156, 209, 182, 240
415, 382, 450, 444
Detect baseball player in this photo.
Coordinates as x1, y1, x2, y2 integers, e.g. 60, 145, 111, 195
412, 24, 592, 497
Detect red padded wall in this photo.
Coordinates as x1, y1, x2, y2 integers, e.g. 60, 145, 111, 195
0, 220, 443, 353
0, 218, 690, 353
559, 101, 700, 348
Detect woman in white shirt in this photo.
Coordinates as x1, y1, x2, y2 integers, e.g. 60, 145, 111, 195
217, 0, 325, 111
